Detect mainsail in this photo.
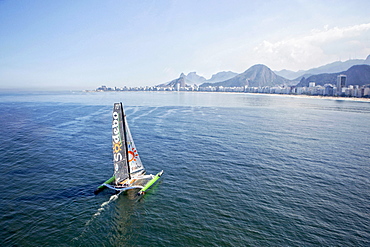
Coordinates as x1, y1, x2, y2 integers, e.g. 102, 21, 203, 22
112, 103, 145, 185
112, 103, 129, 184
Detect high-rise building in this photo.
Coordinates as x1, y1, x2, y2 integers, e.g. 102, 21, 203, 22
337, 75, 346, 95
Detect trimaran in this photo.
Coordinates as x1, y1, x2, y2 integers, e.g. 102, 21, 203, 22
94, 103, 163, 196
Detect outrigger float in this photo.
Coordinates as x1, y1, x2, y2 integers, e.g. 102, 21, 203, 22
94, 103, 163, 196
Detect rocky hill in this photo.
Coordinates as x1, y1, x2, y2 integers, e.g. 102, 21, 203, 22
296, 65, 370, 87
206, 71, 238, 83
201, 64, 290, 87
158, 55, 370, 89
158, 71, 237, 87
275, 55, 370, 80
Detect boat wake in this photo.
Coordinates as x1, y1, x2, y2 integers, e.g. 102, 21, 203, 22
74, 192, 121, 241
91, 193, 120, 218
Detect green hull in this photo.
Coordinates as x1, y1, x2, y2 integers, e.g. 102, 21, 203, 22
94, 175, 115, 194
138, 170, 163, 195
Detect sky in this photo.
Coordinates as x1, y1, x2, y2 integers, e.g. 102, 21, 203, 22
1, 0, 370, 90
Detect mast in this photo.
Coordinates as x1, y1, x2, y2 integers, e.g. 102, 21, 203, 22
121, 103, 131, 179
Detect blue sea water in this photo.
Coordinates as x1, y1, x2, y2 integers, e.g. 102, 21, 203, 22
0, 91, 369, 246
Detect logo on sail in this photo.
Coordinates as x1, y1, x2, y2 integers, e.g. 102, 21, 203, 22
113, 142, 122, 153
112, 110, 123, 162
128, 144, 139, 162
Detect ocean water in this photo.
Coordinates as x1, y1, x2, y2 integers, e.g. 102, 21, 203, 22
0, 91, 369, 246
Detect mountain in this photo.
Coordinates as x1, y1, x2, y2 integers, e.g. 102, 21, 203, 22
158, 71, 236, 87
201, 64, 290, 87
158, 55, 370, 89
184, 72, 206, 85
158, 72, 206, 87
275, 55, 370, 80
345, 64, 370, 85
296, 65, 370, 87
274, 69, 302, 80
206, 71, 238, 83
158, 73, 185, 87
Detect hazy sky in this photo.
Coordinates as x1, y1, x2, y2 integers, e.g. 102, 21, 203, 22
1, 0, 370, 90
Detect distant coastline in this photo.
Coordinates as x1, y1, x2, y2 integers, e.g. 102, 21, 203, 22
84, 88, 370, 102
248, 92, 370, 102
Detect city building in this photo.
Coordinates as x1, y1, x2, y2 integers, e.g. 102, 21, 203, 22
336, 75, 346, 96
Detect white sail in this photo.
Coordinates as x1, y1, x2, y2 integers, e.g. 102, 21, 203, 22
124, 117, 145, 176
